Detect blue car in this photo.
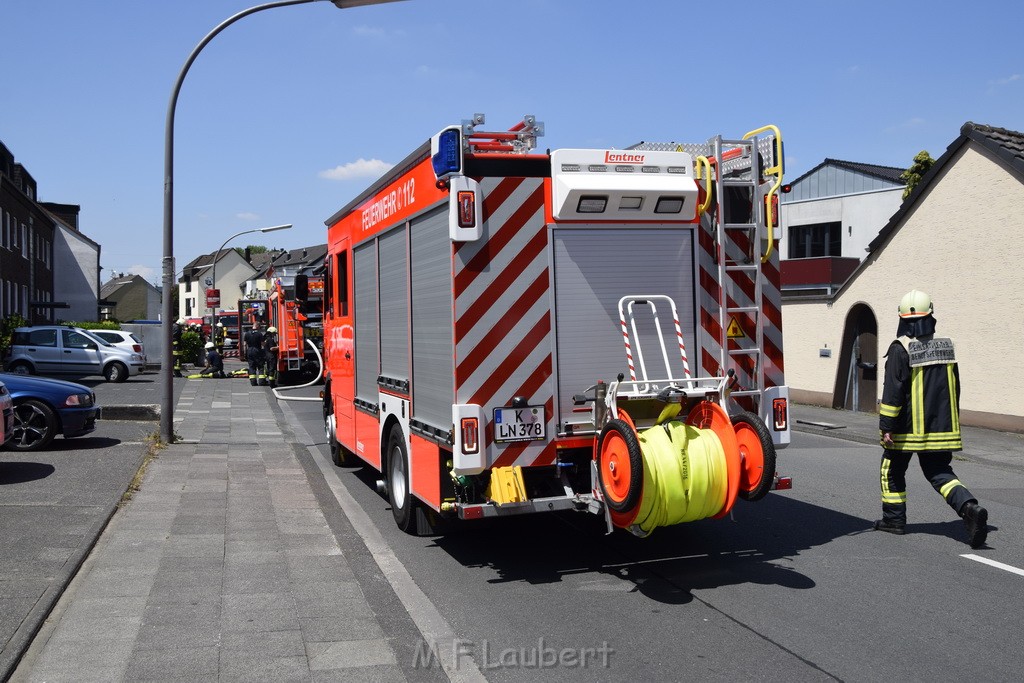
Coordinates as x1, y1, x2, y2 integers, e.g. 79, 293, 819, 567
0, 372, 99, 451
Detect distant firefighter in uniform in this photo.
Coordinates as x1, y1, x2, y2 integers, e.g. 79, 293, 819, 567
172, 318, 184, 377
199, 341, 226, 378
874, 290, 989, 548
263, 325, 279, 387
213, 322, 226, 356
243, 321, 265, 387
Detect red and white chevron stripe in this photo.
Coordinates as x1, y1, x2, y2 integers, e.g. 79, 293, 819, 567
453, 177, 556, 469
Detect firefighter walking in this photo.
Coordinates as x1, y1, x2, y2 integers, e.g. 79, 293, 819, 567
874, 290, 989, 548
172, 318, 184, 377
213, 322, 226, 356
243, 321, 266, 386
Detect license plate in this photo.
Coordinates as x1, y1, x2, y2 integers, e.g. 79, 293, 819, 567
493, 406, 546, 443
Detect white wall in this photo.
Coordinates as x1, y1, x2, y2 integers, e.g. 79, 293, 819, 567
52, 224, 99, 321
779, 187, 904, 260
782, 144, 1024, 422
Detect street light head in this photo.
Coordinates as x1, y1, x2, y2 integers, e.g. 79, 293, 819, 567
259, 224, 293, 233
331, 0, 409, 8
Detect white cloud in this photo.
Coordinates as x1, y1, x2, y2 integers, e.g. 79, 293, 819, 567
235, 212, 260, 221
990, 74, 1021, 86
319, 158, 393, 181
884, 118, 926, 133
126, 264, 155, 280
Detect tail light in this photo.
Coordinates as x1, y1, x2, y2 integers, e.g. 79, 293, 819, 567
460, 417, 479, 455
133, 344, 142, 353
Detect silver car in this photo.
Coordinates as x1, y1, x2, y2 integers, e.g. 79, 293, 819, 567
3, 326, 145, 382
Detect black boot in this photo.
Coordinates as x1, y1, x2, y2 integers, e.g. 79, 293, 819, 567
873, 519, 906, 535
961, 501, 988, 549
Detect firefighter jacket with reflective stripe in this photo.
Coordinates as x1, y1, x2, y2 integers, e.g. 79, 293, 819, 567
879, 335, 962, 452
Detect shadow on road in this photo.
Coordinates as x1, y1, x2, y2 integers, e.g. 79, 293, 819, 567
422, 493, 871, 605
44, 436, 124, 451
0, 461, 55, 485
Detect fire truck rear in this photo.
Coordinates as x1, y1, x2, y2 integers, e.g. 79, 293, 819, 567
322, 114, 791, 536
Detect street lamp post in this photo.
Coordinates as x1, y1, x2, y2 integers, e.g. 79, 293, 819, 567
160, 0, 407, 443
209, 224, 292, 320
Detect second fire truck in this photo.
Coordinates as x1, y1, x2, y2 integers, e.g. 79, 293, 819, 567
321, 114, 791, 536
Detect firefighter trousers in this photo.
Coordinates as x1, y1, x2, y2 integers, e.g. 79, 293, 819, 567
880, 450, 976, 525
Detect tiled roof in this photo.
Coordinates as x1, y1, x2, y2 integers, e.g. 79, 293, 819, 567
823, 159, 906, 184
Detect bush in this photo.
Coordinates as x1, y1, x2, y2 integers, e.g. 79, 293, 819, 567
180, 330, 204, 366
68, 321, 122, 330
0, 313, 28, 367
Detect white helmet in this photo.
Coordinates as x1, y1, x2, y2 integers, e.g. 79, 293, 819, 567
898, 290, 933, 319
216, 322, 224, 327
267, 326, 277, 333
205, 341, 214, 349
176, 318, 185, 324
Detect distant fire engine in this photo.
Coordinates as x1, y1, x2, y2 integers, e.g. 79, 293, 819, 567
321, 113, 791, 536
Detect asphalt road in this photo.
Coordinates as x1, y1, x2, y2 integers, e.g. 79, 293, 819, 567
0, 418, 154, 676
282, 392, 1024, 681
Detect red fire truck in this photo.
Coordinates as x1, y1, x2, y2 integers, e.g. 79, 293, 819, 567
266, 276, 324, 382
322, 114, 791, 536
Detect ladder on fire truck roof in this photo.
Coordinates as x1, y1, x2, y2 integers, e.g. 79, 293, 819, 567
706, 129, 780, 407
631, 128, 782, 408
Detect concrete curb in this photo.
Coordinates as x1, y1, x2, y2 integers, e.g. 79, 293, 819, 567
100, 404, 160, 421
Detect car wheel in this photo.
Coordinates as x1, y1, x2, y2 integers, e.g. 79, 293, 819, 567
104, 361, 128, 383
11, 399, 57, 451
8, 361, 33, 375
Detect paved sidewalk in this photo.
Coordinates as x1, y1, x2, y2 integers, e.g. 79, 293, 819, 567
11, 376, 406, 682
791, 402, 1024, 471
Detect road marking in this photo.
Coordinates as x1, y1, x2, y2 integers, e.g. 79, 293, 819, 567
282, 402, 486, 683
961, 553, 1024, 577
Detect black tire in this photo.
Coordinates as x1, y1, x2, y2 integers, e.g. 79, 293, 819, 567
104, 361, 128, 383
8, 361, 34, 376
732, 411, 777, 502
387, 425, 417, 534
323, 396, 352, 467
11, 399, 57, 451
596, 419, 644, 514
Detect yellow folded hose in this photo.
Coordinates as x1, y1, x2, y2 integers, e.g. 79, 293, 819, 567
629, 421, 728, 534
596, 401, 743, 536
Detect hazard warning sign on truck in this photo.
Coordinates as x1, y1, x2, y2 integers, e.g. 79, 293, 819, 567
726, 317, 746, 339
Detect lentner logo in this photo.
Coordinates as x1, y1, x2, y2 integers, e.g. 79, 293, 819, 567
605, 151, 645, 164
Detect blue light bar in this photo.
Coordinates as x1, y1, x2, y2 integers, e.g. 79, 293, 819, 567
431, 127, 462, 179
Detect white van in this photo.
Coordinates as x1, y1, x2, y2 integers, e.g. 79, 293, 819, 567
3, 326, 145, 382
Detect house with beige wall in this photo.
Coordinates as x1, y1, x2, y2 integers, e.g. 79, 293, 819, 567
783, 122, 1024, 432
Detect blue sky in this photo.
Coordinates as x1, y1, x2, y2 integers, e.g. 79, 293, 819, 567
2, 0, 1021, 285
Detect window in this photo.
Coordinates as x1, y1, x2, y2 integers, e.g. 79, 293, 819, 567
62, 329, 95, 349
22, 328, 57, 346
21, 223, 27, 258
788, 221, 842, 259
336, 251, 349, 317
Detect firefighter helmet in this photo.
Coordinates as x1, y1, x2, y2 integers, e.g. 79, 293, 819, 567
898, 290, 933, 318
216, 322, 224, 327
267, 326, 277, 333
176, 318, 185, 324
205, 341, 214, 349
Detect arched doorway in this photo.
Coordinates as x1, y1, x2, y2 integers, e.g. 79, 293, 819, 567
833, 303, 878, 412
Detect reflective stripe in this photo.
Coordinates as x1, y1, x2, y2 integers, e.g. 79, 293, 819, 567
911, 367, 924, 434
880, 458, 907, 504
880, 403, 901, 418
939, 479, 962, 500
948, 365, 960, 431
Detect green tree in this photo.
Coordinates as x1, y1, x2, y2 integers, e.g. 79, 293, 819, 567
901, 150, 935, 200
